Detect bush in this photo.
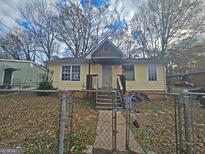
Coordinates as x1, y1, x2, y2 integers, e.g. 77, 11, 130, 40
38, 80, 56, 90
37, 75, 56, 96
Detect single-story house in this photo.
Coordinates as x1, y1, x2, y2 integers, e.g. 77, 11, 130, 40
47, 39, 166, 99
0, 59, 47, 89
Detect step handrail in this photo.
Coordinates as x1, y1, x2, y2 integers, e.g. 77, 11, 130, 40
117, 76, 123, 91
117, 75, 125, 106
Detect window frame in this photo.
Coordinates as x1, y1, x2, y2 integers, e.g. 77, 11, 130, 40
122, 64, 135, 81
61, 65, 81, 82
147, 64, 158, 82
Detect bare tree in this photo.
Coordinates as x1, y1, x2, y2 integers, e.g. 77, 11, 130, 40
111, 28, 140, 57
57, 1, 115, 57
17, 28, 38, 61
168, 37, 205, 74
131, 0, 205, 59
0, 32, 23, 60
0, 28, 37, 61
19, 0, 58, 60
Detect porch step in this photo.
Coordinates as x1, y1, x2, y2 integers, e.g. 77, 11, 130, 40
96, 102, 121, 106
96, 91, 122, 110
96, 98, 121, 102
96, 106, 123, 110
97, 95, 120, 99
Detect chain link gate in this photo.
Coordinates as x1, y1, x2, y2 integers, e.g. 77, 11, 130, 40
111, 92, 140, 153
112, 93, 117, 152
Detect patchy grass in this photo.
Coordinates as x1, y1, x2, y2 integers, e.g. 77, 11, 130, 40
131, 100, 205, 153
69, 99, 98, 153
0, 93, 98, 154
170, 86, 185, 93
192, 105, 205, 153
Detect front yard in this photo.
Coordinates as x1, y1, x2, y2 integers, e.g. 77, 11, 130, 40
0, 93, 98, 154
131, 100, 205, 153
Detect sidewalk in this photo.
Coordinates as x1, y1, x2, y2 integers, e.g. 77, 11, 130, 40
93, 110, 144, 154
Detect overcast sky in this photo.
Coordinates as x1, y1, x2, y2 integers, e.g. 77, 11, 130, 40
0, 0, 140, 31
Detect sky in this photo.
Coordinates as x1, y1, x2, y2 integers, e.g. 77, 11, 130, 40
0, 0, 141, 58
0, 0, 140, 31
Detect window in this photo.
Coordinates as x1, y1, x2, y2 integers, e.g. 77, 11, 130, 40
122, 65, 135, 81
61, 65, 80, 81
72, 66, 80, 81
148, 64, 157, 81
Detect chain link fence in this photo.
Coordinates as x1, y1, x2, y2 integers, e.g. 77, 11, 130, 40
125, 92, 205, 154
0, 89, 204, 154
0, 90, 62, 153
0, 90, 98, 154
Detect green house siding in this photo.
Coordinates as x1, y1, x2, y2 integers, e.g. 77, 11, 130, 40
0, 60, 47, 88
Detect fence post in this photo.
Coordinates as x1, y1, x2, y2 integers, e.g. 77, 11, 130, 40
183, 95, 194, 154
125, 96, 131, 151
177, 95, 184, 154
66, 96, 73, 153
112, 91, 117, 153
59, 94, 67, 154
174, 96, 179, 154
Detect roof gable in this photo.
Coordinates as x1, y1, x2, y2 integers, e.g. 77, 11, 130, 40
86, 38, 125, 59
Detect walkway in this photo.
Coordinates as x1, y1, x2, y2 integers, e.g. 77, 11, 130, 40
93, 110, 144, 154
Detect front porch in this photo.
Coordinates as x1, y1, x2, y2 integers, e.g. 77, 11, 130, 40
85, 64, 124, 90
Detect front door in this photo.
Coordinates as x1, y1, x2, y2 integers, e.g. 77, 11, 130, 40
102, 65, 112, 88
3, 69, 13, 86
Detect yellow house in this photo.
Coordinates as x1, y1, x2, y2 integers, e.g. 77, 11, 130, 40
47, 39, 166, 96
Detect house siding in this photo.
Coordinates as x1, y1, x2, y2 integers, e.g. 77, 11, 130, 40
112, 65, 122, 88
48, 63, 166, 91
49, 63, 88, 90
90, 64, 102, 88
126, 64, 166, 91
0, 60, 46, 88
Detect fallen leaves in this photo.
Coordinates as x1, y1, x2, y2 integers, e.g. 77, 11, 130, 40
0, 93, 97, 154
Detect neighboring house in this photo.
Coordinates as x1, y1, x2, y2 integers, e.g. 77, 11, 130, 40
168, 71, 205, 88
0, 59, 47, 89
183, 71, 205, 87
47, 39, 166, 97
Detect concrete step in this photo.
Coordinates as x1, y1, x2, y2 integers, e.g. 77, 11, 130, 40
96, 102, 121, 106
96, 98, 113, 102
96, 99, 121, 104
96, 106, 123, 110
97, 95, 120, 99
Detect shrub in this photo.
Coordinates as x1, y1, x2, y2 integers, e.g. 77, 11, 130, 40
38, 80, 56, 90
37, 74, 56, 96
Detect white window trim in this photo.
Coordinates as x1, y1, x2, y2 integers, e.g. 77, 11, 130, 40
61, 64, 81, 82
147, 64, 158, 82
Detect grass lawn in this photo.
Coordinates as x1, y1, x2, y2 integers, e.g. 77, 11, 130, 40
0, 93, 98, 154
69, 98, 98, 153
170, 86, 185, 93
131, 100, 205, 154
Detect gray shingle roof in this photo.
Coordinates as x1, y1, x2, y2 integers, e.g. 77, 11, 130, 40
46, 57, 165, 65
46, 57, 89, 64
